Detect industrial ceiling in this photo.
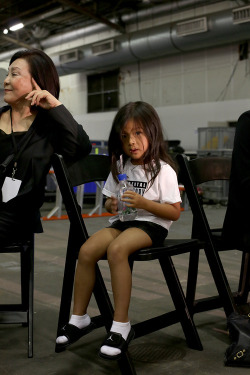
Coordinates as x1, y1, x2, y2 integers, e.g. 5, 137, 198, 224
0, 1, 244, 57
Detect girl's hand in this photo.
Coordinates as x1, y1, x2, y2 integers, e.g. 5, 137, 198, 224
105, 196, 118, 214
121, 190, 144, 209
25, 78, 62, 109
123, 191, 181, 221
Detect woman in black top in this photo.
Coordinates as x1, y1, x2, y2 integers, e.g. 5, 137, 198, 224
222, 111, 250, 248
0, 49, 91, 245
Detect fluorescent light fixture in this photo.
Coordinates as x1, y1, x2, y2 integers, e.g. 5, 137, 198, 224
9, 23, 24, 31
3, 29, 8, 34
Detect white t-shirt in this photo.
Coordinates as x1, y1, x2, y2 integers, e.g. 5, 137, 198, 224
102, 159, 181, 231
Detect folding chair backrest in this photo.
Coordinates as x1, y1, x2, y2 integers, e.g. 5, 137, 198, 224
177, 155, 231, 241
52, 153, 110, 246
66, 154, 111, 186
187, 156, 231, 184
176, 153, 237, 316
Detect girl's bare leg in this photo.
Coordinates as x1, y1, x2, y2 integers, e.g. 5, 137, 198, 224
107, 227, 152, 322
73, 227, 120, 315
100, 228, 152, 358
56, 227, 120, 346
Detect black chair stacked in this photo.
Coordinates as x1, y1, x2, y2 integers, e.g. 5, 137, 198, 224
52, 153, 203, 375
176, 153, 249, 317
0, 236, 34, 358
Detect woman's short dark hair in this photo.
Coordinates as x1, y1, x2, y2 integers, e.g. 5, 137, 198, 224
10, 49, 60, 99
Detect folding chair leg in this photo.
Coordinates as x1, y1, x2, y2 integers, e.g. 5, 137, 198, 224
20, 239, 34, 358
186, 250, 200, 312
21, 250, 29, 315
236, 252, 250, 305
92, 265, 114, 330
28, 240, 34, 358
118, 353, 137, 375
159, 256, 203, 350
56, 231, 80, 336
56, 252, 77, 335
204, 246, 236, 316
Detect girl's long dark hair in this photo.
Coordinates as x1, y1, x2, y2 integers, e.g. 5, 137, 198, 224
108, 101, 177, 186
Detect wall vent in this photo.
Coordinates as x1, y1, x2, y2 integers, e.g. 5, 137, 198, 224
233, 6, 250, 24
92, 39, 115, 56
59, 49, 82, 64
176, 17, 207, 36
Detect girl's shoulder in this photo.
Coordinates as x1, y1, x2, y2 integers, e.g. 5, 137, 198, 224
159, 159, 171, 168
159, 159, 177, 175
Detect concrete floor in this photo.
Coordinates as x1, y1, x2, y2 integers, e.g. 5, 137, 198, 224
0, 202, 248, 375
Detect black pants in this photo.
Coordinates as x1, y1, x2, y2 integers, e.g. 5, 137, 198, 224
0, 206, 41, 247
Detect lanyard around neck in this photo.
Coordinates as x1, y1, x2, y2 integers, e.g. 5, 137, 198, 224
9, 108, 35, 179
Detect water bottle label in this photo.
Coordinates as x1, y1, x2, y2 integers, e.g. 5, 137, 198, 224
118, 188, 137, 221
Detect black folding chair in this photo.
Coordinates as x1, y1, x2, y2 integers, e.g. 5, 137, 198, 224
52, 153, 203, 375
0, 236, 34, 358
176, 153, 248, 317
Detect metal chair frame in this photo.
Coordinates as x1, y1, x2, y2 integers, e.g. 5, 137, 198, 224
176, 153, 247, 317
52, 153, 203, 375
0, 236, 34, 358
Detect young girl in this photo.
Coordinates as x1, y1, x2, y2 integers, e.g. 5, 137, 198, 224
56, 101, 181, 360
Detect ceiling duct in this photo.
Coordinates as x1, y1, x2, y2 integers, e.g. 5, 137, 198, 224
59, 49, 83, 64
92, 39, 115, 56
0, 1, 240, 64
176, 17, 208, 36
233, 5, 250, 24
51, 8, 250, 75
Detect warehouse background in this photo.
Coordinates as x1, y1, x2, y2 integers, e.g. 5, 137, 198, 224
0, 1, 250, 150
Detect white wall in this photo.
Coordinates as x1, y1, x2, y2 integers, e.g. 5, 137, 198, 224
73, 99, 249, 152
59, 42, 250, 152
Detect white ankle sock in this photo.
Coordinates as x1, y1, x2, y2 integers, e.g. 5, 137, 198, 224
56, 314, 91, 344
69, 314, 91, 329
100, 321, 131, 357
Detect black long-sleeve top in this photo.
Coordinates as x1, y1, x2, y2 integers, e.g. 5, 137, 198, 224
0, 104, 92, 241
222, 111, 250, 248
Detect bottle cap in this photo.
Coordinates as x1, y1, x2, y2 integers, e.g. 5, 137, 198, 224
118, 173, 127, 181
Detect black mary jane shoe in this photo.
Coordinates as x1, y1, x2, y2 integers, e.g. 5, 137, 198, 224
55, 322, 96, 353
98, 328, 135, 361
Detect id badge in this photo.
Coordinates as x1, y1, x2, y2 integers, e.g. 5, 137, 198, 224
2, 176, 22, 203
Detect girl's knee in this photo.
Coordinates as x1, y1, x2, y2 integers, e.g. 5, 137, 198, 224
107, 243, 128, 264
78, 244, 96, 265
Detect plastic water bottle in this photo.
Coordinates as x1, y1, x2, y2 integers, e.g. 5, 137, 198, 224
117, 174, 138, 221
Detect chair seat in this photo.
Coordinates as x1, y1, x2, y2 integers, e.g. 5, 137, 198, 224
0, 240, 31, 253
133, 238, 200, 260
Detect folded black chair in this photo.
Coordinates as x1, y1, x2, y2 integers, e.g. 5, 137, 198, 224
52, 153, 203, 375
0, 236, 34, 358
176, 153, 248, 317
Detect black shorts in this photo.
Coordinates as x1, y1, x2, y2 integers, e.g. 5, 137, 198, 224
108, 220, 168, 246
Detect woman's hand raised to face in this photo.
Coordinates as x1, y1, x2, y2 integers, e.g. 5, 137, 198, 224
25, 78, 62, 110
